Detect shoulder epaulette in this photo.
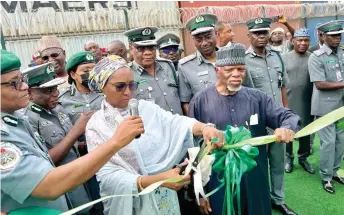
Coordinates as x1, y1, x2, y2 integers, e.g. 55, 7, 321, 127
58, 86, 71, 98
313, 49, 324, 57
179, 53, 197, 65
156, 58, 175, 68
156, 57, 172, 63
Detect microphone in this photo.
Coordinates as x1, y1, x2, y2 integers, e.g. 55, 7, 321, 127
128, 98, 141, 139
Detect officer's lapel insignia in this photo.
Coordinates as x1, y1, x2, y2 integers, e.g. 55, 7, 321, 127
0, 121, 9, 135
86, 53, 94, 61
2, 116, 18, 127
255, 18, 263, 24
46, 64, 54, 74
31, 104, 43, 113
195, 15, 205, 23
0, 142, 22, 172
142, 28, 152, 36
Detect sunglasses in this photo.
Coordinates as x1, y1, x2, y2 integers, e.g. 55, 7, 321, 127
1, 74, 28, 90
162, 46, 178, 55
112, 81, 138, 92
41, 52, 62, 61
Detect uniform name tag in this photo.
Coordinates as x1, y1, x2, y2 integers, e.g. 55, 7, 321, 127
325, 60, 336, 64
197, 71, 208, 76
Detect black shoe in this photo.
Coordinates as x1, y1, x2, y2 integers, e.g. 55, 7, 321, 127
285, 161, 293, 173
299, 160, 315, 174
272, 203, 297, 215
333, 176, 344, 185
322, 180, 335, 194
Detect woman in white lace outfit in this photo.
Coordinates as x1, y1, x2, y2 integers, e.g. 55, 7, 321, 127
85, 55, 224, 215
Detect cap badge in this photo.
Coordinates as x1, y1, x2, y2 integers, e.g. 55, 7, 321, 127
86, 53, 94, 61
255, 18, 263, 24
46, 64, 54, 74
195, 15, 205, 23
142, 28, 152, 36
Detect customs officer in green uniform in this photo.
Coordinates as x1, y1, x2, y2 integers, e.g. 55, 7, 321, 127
178, 14, 218, 114
59, 52, 103, 127
156, 33, 181, 70
308, 20, 344, 194
59, 51, 104, 214
23, 63, 92, 214
0, 49, 68, 214
124, 27, 183, 115
0, 49, 143, 214
243, 17, 297, 215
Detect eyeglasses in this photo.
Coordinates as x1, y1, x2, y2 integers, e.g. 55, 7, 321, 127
135, 45, 156, 53
1, 74, 28, 90
162, 46, 178, 55
112, 81, 138, 92
41, 52, 62, 61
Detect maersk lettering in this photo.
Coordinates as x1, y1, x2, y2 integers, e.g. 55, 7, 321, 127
1, 1, 132, 13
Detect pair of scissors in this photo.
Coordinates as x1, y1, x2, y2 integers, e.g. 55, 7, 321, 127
180, 137, 219, 175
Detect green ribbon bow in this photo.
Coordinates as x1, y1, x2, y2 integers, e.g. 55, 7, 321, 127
211, 126, 259, 215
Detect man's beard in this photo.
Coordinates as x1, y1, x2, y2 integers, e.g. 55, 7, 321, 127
227, 84, 242, 92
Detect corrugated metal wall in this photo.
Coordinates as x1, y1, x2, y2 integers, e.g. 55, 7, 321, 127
1, 1, 181, 38
6, 29, 181, 69
1, 1, 182, 68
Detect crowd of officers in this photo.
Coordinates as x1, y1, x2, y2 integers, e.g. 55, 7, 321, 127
1, 11, 344, 215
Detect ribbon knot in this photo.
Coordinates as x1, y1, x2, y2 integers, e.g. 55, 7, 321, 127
211, 126, 259, 215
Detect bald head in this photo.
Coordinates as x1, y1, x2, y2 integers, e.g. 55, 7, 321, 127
108, 40, 127, 61
215, 21, 234, 47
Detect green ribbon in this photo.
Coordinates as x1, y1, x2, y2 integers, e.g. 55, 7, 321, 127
211, 126, 259, 215
9, 207, 62, 215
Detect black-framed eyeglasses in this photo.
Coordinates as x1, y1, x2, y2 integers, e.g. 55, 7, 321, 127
1, 74, 28, 90
41, 52, 62, 61
112, 81, 138, 92
162, 46, 178, 55
135, 45, 156, 53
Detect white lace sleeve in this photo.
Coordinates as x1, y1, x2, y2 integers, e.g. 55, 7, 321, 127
85, 121, 104, 153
